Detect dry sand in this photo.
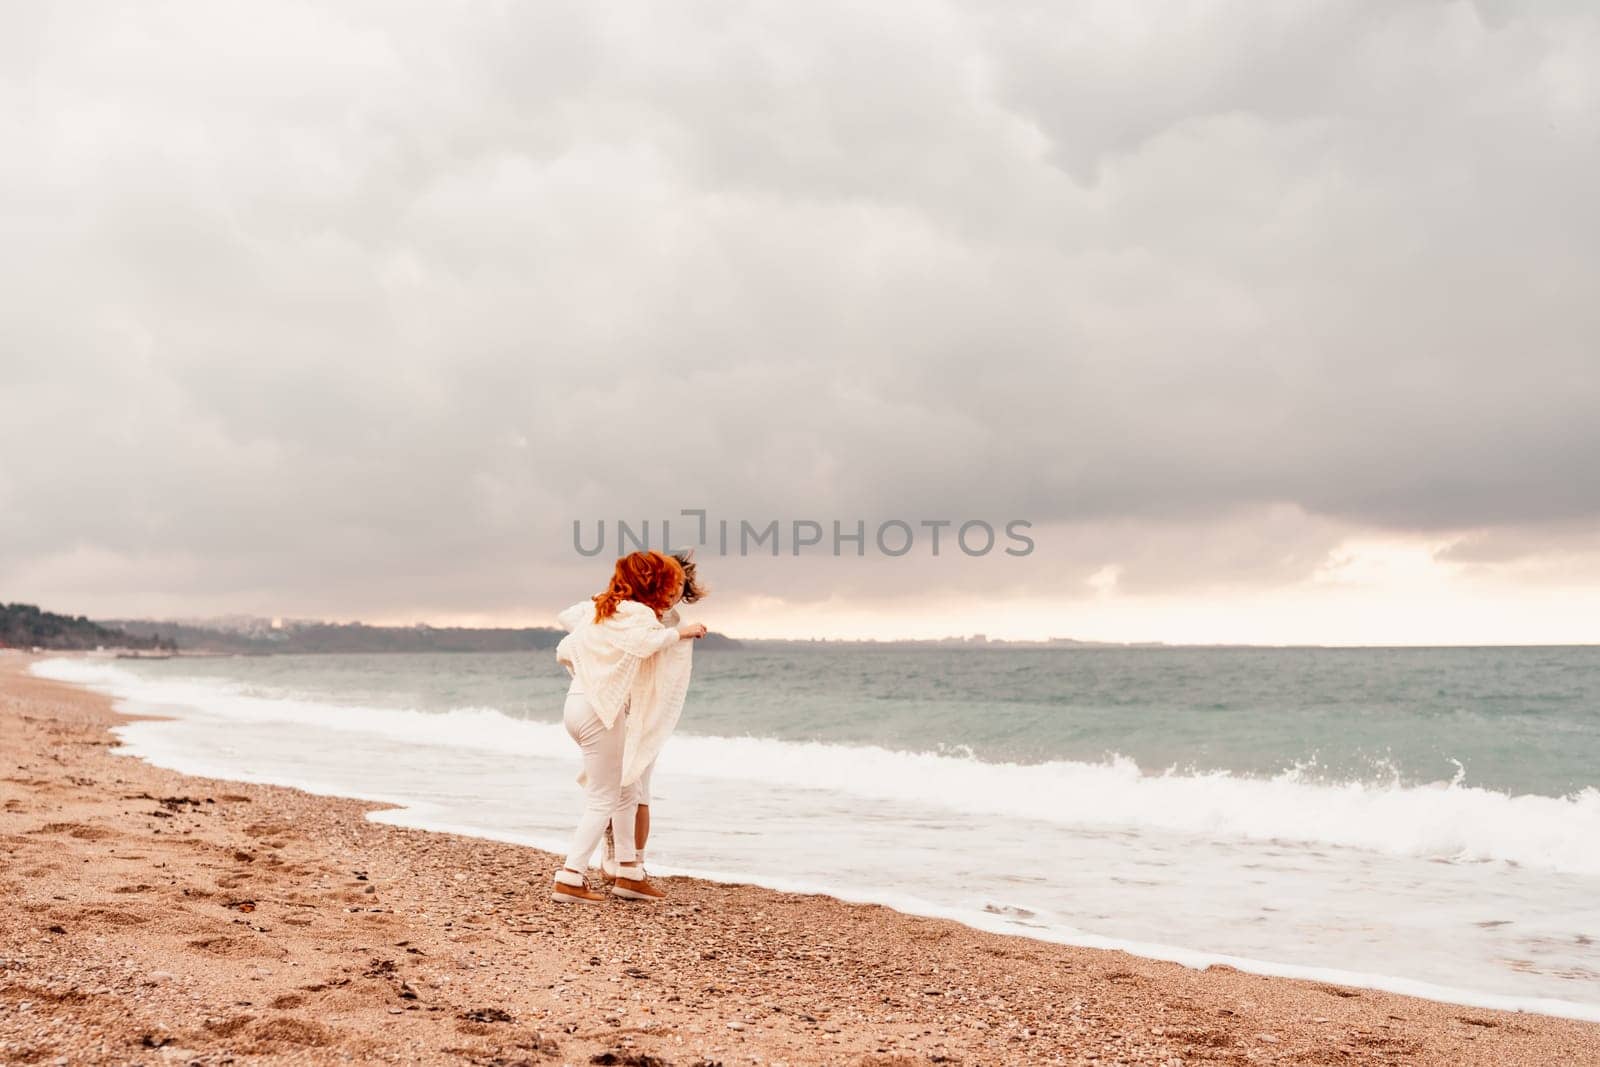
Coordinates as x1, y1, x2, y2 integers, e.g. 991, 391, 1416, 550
2, 654, 1597, 1066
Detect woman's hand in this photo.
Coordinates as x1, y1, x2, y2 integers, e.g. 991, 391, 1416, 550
677, 622, 708, 640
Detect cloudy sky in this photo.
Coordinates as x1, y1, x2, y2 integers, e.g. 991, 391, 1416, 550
3, 1, 1598, 644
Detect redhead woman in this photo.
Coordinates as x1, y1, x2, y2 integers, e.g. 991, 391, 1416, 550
551, 551, 707, 904
601, 548, 708, 880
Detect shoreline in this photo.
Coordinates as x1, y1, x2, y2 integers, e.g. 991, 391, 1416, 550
3, 655, 1598, 1064
41, 654, 1600, 1027
201, 803, 1600, 1028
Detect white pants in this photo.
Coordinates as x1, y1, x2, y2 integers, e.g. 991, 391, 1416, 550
634, 758, 655, 808
561, 690, 641, 871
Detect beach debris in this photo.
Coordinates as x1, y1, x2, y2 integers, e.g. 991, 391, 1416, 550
519, 1032, 562, 1055
981, 902, 1036, 918
590, 1052, 668, 1067
1315, 984, 1360, 999
123, 792, 206, 812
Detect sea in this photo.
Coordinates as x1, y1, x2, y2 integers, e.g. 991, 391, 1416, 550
31, 644, 1600, 1022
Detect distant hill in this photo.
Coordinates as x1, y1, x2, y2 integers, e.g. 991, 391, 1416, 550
1, 603, 176, 651
103, 617, 742, 654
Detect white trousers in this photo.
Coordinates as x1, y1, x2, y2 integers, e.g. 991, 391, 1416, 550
561, 691, 642, 871
635, 758, 655, 808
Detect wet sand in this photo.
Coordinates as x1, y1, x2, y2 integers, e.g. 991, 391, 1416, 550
2, 654, 1597, 1065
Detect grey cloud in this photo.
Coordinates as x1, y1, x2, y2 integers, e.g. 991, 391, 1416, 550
1436, 517, 1600, 578
2, 1, 1598, 622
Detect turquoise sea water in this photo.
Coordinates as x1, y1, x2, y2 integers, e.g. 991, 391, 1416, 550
35, 645, 1600, 1019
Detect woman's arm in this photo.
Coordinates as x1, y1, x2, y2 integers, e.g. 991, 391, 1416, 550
555, 601, 592, 631
608, 615, 706, 658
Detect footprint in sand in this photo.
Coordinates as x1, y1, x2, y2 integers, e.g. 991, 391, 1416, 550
31, 821, 116, 841
239, 1017, 338, 1053
243, 821, 297, 844
202, 1015, 256, 1038
73, 905, 150, 927
187, 934, 280, 958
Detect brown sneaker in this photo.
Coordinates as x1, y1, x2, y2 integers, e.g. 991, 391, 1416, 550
551, 870, 607, 904
612, 868, 666, 901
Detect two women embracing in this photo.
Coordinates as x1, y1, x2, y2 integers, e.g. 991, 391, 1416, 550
550, 549, 708, 904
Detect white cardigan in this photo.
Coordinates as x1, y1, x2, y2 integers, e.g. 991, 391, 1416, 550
555, 599, 695, 787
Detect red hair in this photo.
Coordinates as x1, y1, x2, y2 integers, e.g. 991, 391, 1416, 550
593, 551, 685, 622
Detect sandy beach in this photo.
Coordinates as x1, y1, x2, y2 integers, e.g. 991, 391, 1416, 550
2, 655, 1597, 1066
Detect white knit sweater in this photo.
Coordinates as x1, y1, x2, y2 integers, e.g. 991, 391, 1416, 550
555, 599, 694, 786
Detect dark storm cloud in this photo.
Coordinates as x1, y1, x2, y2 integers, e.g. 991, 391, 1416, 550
2, 1, 1598, 620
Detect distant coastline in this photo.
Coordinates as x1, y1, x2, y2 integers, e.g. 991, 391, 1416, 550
9, 602, 1593, 655
101, 615, 744, 655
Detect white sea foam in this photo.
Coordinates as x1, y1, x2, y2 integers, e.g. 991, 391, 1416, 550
31, 656, 1600, 1022
33, 657, 1600, 877
345, 807, 1600, 1023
